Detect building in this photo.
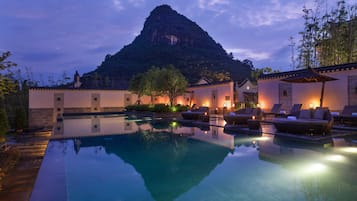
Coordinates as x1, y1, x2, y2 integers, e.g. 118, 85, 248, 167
176, 81, 235, 112
258, 62, 357, 112
28, 88, 149, 128
29, 80, 238, 128
234, 79, 258, 108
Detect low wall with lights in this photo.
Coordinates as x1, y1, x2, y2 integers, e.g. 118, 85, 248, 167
29, 88, 153, 128
292, 70, 356, 110
258, 68, 357, 111
257, 80, 280, 111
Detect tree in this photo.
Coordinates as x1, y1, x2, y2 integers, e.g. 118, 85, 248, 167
298, 1, 357, 67
0, 51, 17, 99
200, 68, 231, 82
157, 65, 187, 106
297, 6, 320, 68
0, 107, 9, 136
318, 1, 357, 65
59, 71, 71, 85
129, 65, 188, 106
242, 59, 254, 69
250, 67, 279, 83
128, 73, 145, 104
142, 67, 162, 104
0, 51, 17, 136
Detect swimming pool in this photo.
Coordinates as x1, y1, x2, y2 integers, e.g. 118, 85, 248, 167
31, 116, 357, 201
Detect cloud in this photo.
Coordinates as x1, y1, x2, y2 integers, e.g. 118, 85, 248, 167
112, 0, 124, 11
226, 48, 270, 61
230, 0, 312, 27
197, 0, 229, 15
198, 0, 230, 8
128, 0, 145, 7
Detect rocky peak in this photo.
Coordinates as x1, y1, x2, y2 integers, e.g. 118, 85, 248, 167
82, 4, 252, 88
136, 4, 219, 49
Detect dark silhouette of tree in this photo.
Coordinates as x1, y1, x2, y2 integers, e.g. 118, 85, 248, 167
128, 73, 145, 104
0, 51, 17, 136
129, 65, 187, 106
0, 51, 17, 98
297, 1, 357, 67
251, 67, 279, 83
157, 65, 187, 106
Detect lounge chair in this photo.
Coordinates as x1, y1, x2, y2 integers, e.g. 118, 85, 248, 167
340, 105, 357, 126
276, 104, 302, 118
263, 104, 282, 118
181, 106, 209, 121
272, 108, 333, 135
224, 108, 262, 125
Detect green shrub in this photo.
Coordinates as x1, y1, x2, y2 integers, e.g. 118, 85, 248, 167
174, 104, 189, 112
0, 108, 9, 136
125, 104, 189, 113
15, 107, 26, 130
125, 104, 151, 111
152, 104, 170, 112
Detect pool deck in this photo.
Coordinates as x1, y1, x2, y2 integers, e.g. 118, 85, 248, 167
0, 131, 51, 201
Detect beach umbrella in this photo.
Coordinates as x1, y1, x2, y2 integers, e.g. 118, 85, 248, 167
281, 67, 338, 107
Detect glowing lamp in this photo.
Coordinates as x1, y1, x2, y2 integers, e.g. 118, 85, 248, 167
252, 116, 256, 120
324, 154, 346, 163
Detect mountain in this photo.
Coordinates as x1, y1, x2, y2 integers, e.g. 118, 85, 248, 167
81, 4, 252, 89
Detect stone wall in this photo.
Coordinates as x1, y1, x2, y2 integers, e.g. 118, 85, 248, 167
101, 107, 125, 112
28, 109, 53, 129
63, 108, 91, 113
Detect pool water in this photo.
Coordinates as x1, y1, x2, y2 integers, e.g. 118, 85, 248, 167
31, 116, 357, 201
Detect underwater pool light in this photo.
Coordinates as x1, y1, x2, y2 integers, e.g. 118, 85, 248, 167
340, 147, 357, 154
302, 163, 328, 175
324, 154, 346, 163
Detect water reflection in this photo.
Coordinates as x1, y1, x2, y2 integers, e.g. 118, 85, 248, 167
55, 116, 235, 150
40, 115, 357, 201
258, 135, 357, 201
73, 132, 230, 201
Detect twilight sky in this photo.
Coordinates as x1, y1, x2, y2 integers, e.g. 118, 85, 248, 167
0, 0, 352, 81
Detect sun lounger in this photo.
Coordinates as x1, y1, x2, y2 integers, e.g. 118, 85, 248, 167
276, 104, 302, 118
272, 108, 333, 135
181, 106, 209, 121
224, 108, 262, 125
340, 105, 357, 126
263, 104, 282, 118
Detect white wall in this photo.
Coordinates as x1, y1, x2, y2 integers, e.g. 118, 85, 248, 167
258, 68, 357, 111
29, 81, 235, 114
176, 82, 234, 109
29, 89, 56, 108
29, 89, 145, 109
257, 80, 280, 110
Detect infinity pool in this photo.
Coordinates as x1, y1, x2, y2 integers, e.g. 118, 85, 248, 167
30, 116, 357, 201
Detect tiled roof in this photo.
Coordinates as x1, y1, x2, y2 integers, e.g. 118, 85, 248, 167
258, 62, 357, 80
29, 87, 127, 91
189, 80, 233, 88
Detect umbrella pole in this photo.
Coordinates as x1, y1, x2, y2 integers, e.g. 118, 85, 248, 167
320, 81, 325, 107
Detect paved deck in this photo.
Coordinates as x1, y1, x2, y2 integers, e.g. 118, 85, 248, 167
0, 131, 51, 201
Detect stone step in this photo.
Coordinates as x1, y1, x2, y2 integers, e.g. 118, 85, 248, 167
15, 146, 47, 150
